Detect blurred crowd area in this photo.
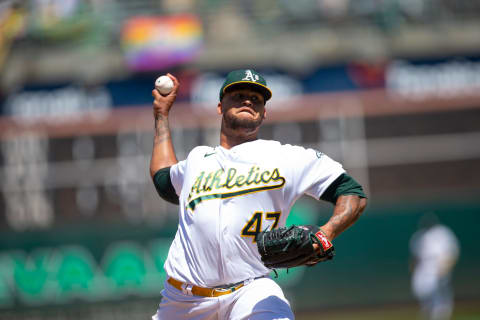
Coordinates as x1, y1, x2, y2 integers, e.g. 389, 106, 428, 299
1, 0, 480, 89
0, 0, 480, 319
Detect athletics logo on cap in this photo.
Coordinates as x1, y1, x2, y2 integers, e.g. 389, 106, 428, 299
219, 69, 272, 102
242, 70, 260, 82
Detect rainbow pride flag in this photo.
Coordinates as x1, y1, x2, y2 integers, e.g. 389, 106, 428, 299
121, 14, 203, 71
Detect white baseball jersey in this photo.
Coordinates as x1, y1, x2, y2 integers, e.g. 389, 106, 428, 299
164, 139, 345, 287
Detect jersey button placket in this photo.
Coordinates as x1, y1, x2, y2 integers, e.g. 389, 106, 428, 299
217, 198, 227, 280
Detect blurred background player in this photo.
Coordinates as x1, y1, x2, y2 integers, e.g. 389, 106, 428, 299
410, 213, 460, 320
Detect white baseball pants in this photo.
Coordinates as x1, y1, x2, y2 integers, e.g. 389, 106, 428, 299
152, 277, 294, 320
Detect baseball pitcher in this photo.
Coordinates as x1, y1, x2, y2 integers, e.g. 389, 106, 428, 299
150, 69, 367, 320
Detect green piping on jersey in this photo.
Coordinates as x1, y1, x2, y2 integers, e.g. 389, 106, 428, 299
187, 181, 285, 211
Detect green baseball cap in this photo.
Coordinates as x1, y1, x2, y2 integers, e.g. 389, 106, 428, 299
219, 69, 272, 102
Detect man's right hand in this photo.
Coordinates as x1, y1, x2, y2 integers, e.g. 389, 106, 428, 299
152, 73, 179, 119
150, 73, 180, 177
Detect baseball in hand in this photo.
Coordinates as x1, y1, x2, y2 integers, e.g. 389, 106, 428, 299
155, 75, 174, 95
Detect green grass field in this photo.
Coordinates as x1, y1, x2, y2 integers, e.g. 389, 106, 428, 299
1, 299, 478, 320
296, 300, 480, 320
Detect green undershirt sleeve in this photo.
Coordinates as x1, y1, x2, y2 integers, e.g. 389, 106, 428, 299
153, 167, 179, 205
320, 173, 366, 204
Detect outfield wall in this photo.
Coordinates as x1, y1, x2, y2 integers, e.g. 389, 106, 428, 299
1, 95, 479, 318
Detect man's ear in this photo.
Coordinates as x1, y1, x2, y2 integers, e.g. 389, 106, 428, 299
217, 102, 223, 115
263, 108, 267, 119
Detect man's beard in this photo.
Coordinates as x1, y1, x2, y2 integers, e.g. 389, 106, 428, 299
223, 111, 264, 131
